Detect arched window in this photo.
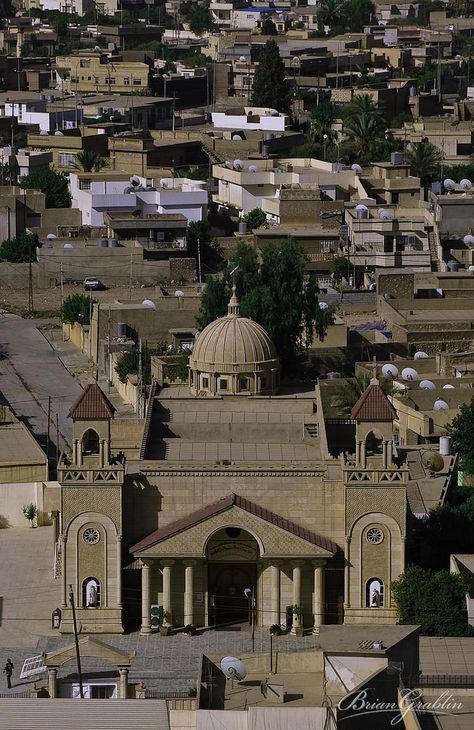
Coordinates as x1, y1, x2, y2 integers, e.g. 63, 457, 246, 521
366, 577, 384, 608
82, 577, 101, 608
365, 430, 383, 455
82, 429, 100, 455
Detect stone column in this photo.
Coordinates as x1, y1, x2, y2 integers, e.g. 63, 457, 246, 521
360, 441, 366, 468
140, 559, 153, 634
99, 439, 105, 467
344, 538, 351, 609
356, 440, 361, 466
116, 535, 122, 607
76, 438, 83, 466
382, 440, 389, 468
204, 566, 209, 627
291, 560, 304, 633
184, 560, 196, 626
161, 560, 175, 625
270, 561, 281, 626
48, 668, 58, 698
61, 535, 67, 608
312, 560, 326, 634
118, 667, 129, 699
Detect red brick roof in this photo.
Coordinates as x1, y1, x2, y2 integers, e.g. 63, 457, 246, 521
68, 383, 116, 420
130, 493, 337, 555
351, 382, 396, 422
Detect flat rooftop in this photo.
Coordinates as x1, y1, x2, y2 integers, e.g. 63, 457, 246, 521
0, 420, 47, 468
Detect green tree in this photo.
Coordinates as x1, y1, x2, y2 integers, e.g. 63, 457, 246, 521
0, 233, 38, 263
448, 397, 474, 475
243, 208, 266, 231
197, 239, 333, 370
317, 0, 345, 32
405, 141, 442, 186
392, 565, 473, 636
19, 168, 71, 208
342, 0, 375, 32
307, 101, 337, 145
73, 150, 106, 172
188, 2, 216, 35
330, 255, 350, 287
60, 293, 95, 325
343, 94, 385, 161
261, 17, 278, 35
250, 40, 292, 114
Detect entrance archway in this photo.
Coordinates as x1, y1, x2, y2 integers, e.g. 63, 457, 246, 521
206, 527, 259, 626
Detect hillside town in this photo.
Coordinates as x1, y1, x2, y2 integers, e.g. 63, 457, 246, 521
1, 0, 474, 727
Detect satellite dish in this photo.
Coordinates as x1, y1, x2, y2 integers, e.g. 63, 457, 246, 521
319, 301, 329, 310
464, 235, 474, 245
355, 203, 368, 211
40, 130, 49, 136
244, 588, 252, 599
233, 134, 243, 141
368, 283, 376, 291
414, 351, 429, 360
382, 363, 398, 379
351, 163, 362, 173
239, 55, 246, 63
401, 367, 419, 381
433, 399, 449, 410
174, 290, 184, 297
142, 299, 156, 309
419, 379, 435, 390
63, 243, 73, 249
130, 175, 141, 186
47, 233, 57, 240
378, 209, 391, 220
443, 178, 455, 191
220, 656, 247, 682
233, 159, 243, 171
421, 450, 445, 472
248, 164, 257, 173
54, 130, 64, 136
443, 383, 455, 389
460, 179, 472, 191
469, 265, 474, 272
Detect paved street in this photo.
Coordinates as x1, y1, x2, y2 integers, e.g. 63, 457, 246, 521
0, 312, 83, 452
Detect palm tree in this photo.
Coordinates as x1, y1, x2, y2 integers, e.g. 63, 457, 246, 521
317, 0, 345, 29
73, 150, 106, 172
344, 112, 384, 159
405, 141, 442, 186
329, 375, 392, 417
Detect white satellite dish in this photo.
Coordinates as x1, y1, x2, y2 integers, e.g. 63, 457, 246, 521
433, 399, 449, 410
382, 363, 398, 379
469, 265, 474, 272
319, 301, 329, 310
54, 130, 64, 136
248, 164, 257, 173
47, 233, 57, 240
368, 283, 376, 291
40, 130, 49, 136
220, 657, 247, 681
63, 243, 73, 249
401, 367, 419, 381
460, 179, 472, 191
142, 299, 156, 309
378, 209, 391, 220
233, 134, 243, 141
233, 159, 243, 171
464, 235, 474, 245
175, 290, 184, 297
351, 163, 362, 173
443, 178, 455, 191
239, 55, 246, 63
443, 383, 455, 389
414, 351, 429, 360
130, 175, 141, 186
419, 379, 435, 390
355, 203, 368, 211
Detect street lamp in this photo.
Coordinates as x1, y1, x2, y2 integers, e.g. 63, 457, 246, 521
244, 587, 256, 652
323, 133, 328, 161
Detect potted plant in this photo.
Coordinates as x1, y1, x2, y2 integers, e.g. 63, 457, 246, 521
183, 623, 197, 636
160, 610, 172, 636
23, 503, 38, 528
269, 624, 282, 636
291, 604, 304, 636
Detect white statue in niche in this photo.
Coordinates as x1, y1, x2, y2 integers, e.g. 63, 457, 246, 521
368, 579, 382, 608
86, 579, 98, 608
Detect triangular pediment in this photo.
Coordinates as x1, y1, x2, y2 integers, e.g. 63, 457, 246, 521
130, 494, 336, 560
44, 636, 133, 668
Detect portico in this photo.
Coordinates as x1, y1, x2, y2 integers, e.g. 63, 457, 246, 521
131, 493, 335, 633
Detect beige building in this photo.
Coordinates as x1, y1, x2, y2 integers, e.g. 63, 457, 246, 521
57, 291, 413, 635
56, 51, 152, 95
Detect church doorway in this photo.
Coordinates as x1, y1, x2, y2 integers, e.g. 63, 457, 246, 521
206, 527, 259, 626
208, 563, 257, 626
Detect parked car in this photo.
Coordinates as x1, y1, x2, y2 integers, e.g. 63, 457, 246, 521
83, 277, 103, 291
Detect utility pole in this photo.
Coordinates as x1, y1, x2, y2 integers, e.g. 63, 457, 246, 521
68, 585, 84, 698
28, 242, 34, 315
128, 252, 133, 299
46, 396, 51, 466
56, 413, 60, 463
138, 338, 143, 418
197, 238, 202, 284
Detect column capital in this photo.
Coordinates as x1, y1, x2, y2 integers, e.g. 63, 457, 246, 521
183, 559, 198, 567
141, 558, 153, 569
291, 559, 305, 568
261, 559, 281, 568
312, 559, 327, 568
160, 559, 175, 568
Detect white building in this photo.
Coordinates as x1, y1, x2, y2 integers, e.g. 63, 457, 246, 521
3, 98, 82, 134
212, 106, 290, 133
70, 172, 208, 227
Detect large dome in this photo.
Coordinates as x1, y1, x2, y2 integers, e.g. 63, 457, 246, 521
189, 287, 279, 396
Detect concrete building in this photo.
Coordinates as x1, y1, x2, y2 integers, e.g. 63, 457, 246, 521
56, 50, 154, 95
0, 403, 48, 484
69, 172, 208, 227
211, 106, 290, 133
27, 127, 108, 171
3, 97, 82, 133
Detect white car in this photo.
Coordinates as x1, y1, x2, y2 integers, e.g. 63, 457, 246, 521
83, 277, 102, 291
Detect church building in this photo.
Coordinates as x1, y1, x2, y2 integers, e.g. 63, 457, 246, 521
57, 289, 407, 634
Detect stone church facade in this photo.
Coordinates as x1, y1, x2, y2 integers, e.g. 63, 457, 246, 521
57, 291, 407, 634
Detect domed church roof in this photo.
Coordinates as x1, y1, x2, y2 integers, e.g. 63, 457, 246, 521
190, 287, 278, 373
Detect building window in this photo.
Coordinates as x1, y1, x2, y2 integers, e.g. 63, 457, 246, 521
82, 428, 99, 454
79, 178, 92, 191
219, 379, 228, 390
202, 376, 209, 388
366, 578, 384, 608
83, 527, 100, 545
260, 377, 266, 389
133, 78, 142, 85
59, 152, 77, 168
320, 240, 333, 252
108, 77, 116, 85
82, 577, 101, 608
239, 378, 250, 391
366, 527, 384, 545
79, 60, 90, 68
124, 77, 130, 85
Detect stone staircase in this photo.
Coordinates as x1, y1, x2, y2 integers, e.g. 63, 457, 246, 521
428, 230, 441, 271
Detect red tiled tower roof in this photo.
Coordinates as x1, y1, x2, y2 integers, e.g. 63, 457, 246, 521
351, 381, 396, 422
68, 383, 116, 420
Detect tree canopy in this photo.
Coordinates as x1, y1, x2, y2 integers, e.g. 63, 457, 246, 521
448, 397, 474, 475
251, 40, 292, 114
405, 141, 442, 186
243, 208, 267, 231
197, 239, 334, 371
261, 18, 278, 36
19, 168, 71, 209
188, 2, 216, 35
60, 293, 95, 325
392, 565, 473, 636
73, 150, 106, 172
0, 233, 38, 263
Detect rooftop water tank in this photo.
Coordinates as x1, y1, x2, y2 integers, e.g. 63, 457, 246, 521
117, 322, 127, 338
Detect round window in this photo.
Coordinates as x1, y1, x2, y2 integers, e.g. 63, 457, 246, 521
366, 527, 384, 545
83, 527, 100, 545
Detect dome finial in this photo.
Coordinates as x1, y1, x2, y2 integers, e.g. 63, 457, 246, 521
228, 284, 240, 316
